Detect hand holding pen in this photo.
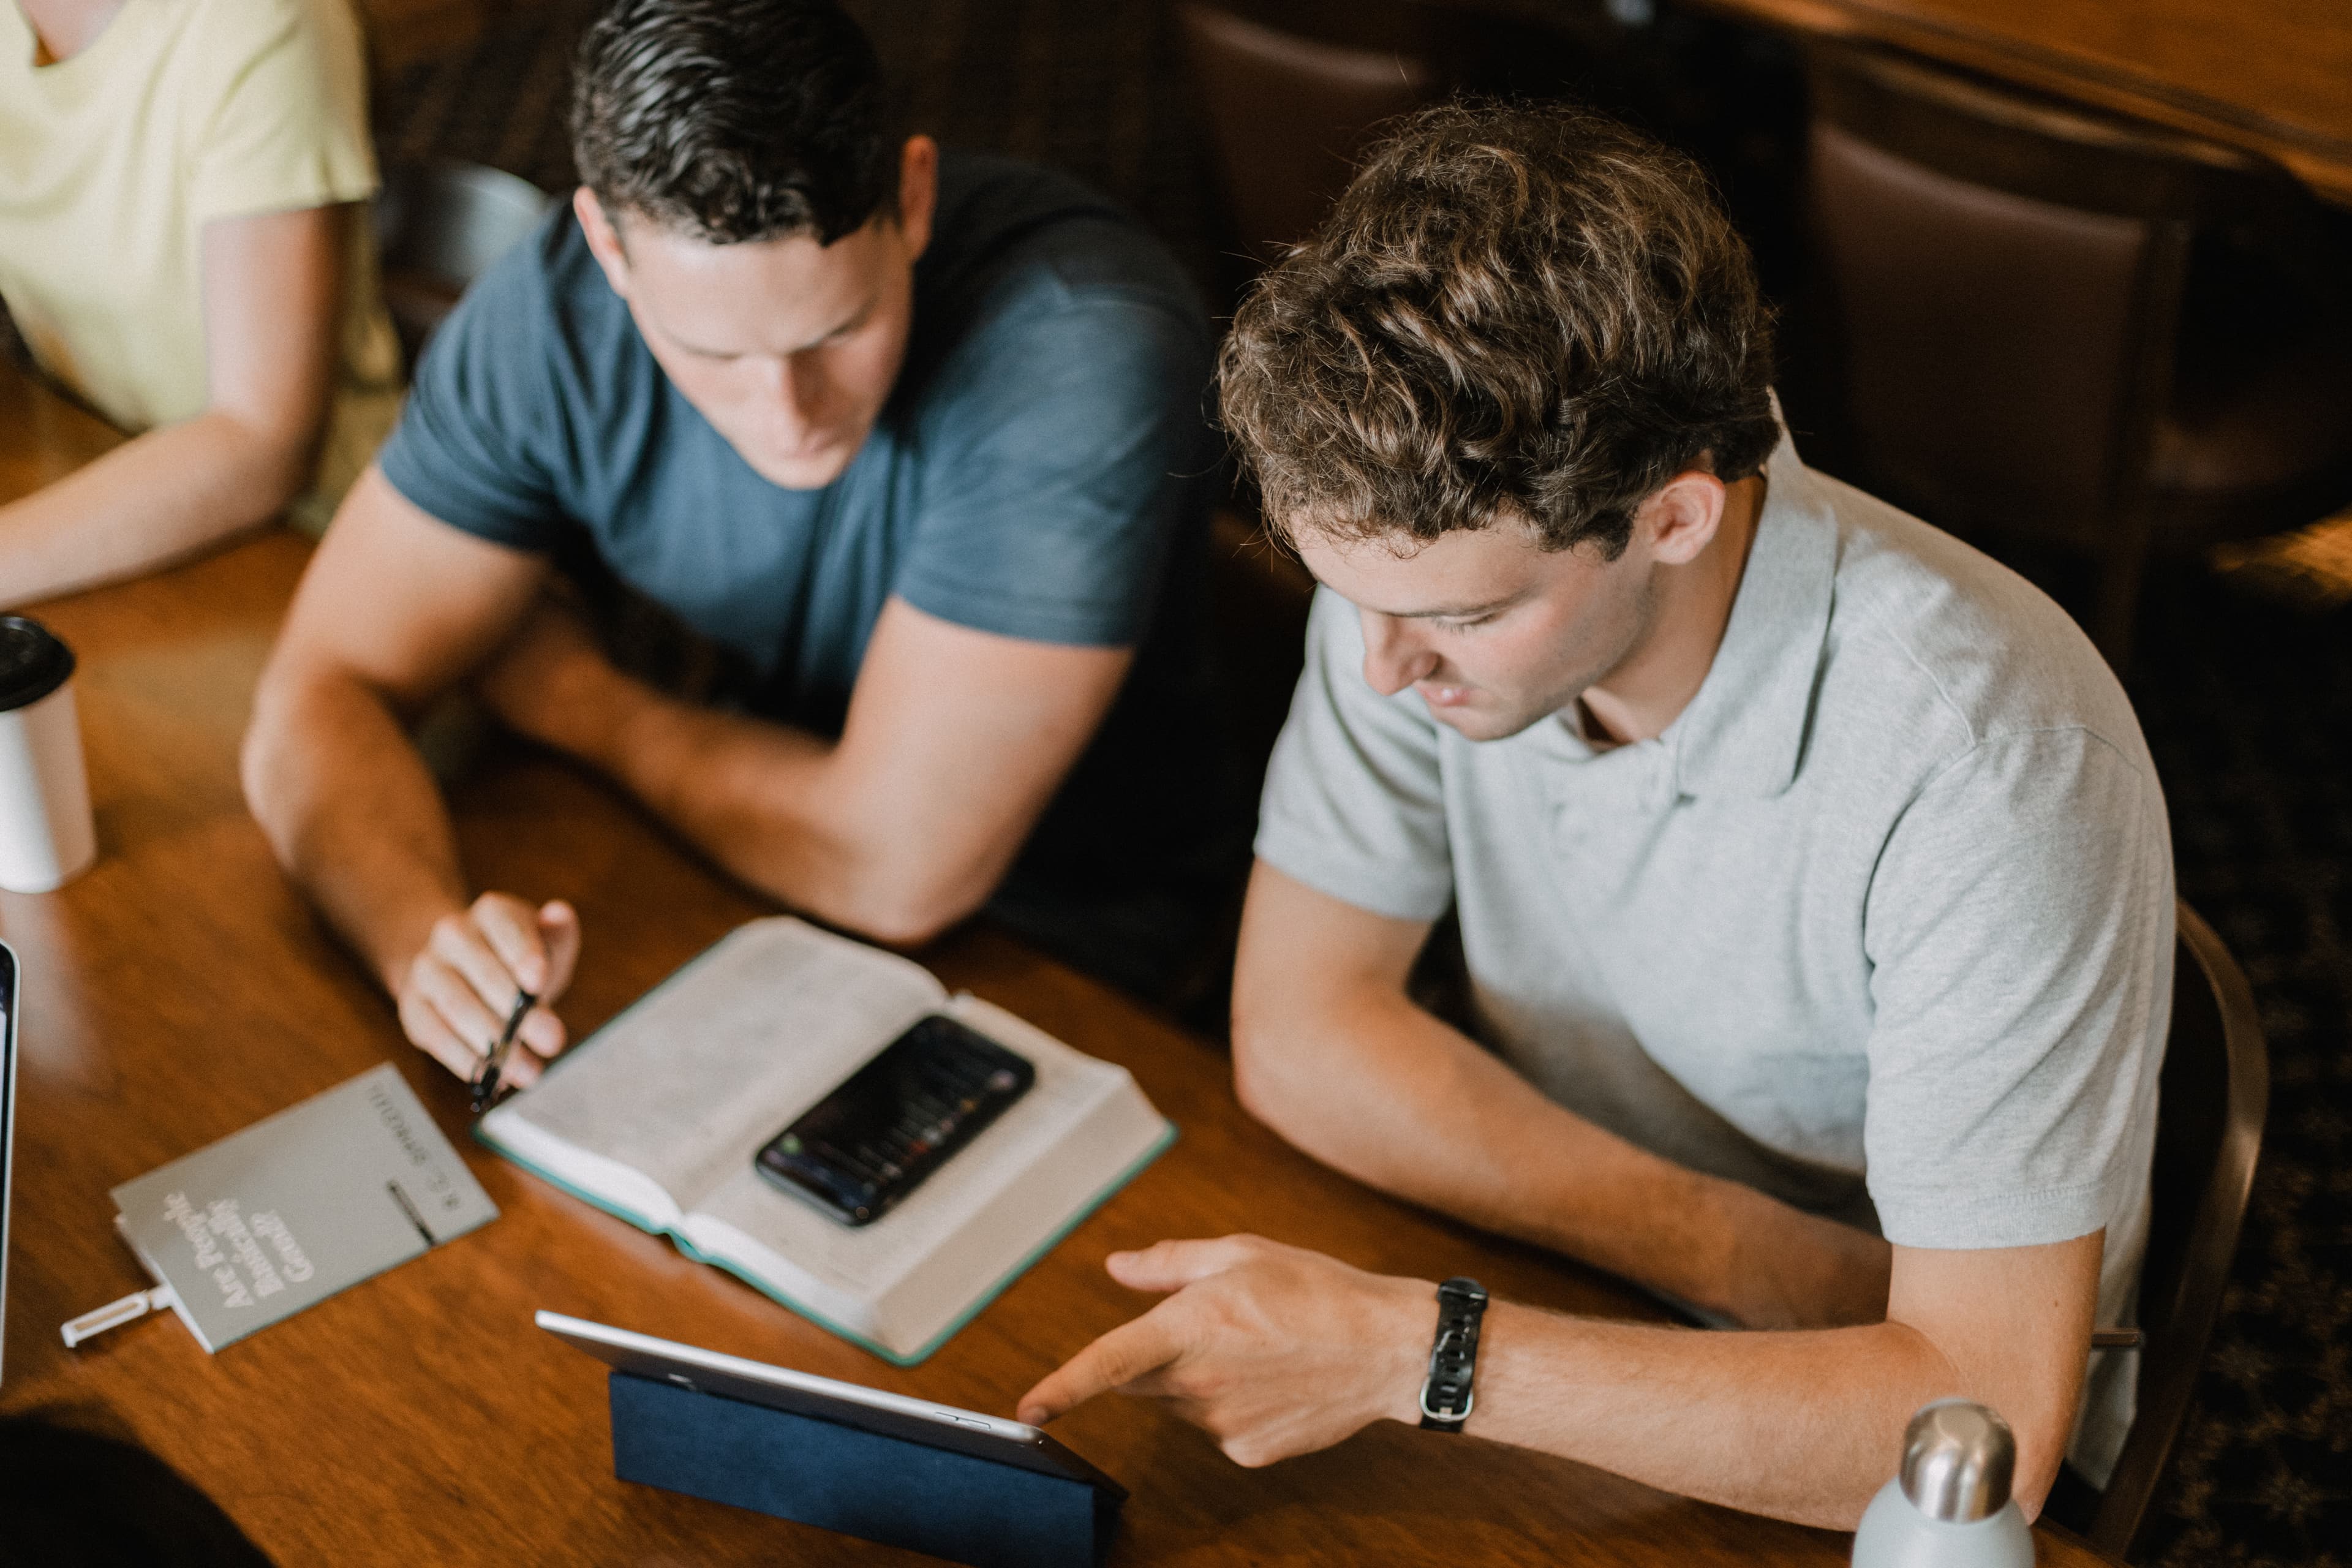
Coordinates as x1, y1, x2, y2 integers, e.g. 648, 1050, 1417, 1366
394, 891, 579, 1095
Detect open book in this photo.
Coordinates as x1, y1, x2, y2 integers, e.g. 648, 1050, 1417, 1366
478, 919, 1174, 1363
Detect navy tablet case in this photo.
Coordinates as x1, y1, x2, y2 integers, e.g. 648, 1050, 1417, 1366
609, 1371, 1120, 1567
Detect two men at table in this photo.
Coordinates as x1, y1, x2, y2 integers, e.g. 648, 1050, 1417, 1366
229, 0, 2163, 1528
1023, 104, 2168, 1527
243, 0, 1231, 1084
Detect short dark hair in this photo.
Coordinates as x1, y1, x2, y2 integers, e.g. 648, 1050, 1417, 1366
570, 0, 897, 245
1221, 101, 1781, 559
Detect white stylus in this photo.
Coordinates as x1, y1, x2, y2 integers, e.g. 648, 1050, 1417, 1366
60, 1286, 175, 1348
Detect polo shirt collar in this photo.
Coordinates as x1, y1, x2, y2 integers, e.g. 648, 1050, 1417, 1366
1660, 427, 1838, 801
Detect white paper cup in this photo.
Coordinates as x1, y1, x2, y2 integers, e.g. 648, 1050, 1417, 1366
0, 616, 97, 894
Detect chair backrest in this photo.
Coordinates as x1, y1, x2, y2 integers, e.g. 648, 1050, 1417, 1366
1177, 0, 1589, 273
1806, 47, 2278, 555
2091, 899, 2268, 1558
1177, 2, 1438, 267
375, 162, 556, 369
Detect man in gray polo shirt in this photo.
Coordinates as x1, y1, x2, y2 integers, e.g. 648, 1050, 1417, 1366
1020, 103, 2170, 1529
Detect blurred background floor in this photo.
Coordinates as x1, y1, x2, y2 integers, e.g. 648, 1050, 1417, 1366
366, 2, 2351, 1561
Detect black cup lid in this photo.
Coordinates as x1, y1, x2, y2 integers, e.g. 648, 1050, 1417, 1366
0, 616, 77, 713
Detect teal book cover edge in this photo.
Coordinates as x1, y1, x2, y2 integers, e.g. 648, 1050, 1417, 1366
476, 1115, 1175, 1365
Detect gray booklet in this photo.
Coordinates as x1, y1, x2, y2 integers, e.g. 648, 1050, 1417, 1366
111, 1063, 497, 1351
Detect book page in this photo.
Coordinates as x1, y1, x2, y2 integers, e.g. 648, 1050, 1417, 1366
473, 1112, 685, 1234
489, 919, 943, 1213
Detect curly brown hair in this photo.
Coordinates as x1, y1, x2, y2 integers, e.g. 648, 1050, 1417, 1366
1220, 101, 1780, 559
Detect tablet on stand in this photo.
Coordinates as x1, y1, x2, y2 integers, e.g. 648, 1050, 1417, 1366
540, 1310, 1124, 1568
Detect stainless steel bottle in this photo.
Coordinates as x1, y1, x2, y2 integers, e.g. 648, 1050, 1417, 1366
1851, 1400, 2036, 1567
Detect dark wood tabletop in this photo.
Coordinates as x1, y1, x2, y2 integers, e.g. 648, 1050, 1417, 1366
1, 349, 121, 497
1681, 0, 2352, 208
0, 358, 2122, 1565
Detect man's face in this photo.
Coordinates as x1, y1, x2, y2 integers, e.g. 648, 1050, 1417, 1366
1292, 514, 1662, 742
574, 138, 937, 491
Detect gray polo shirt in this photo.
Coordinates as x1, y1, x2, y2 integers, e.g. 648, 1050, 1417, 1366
1256, 431, 2171, 1481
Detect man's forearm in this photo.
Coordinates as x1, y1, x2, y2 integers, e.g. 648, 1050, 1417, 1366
482, 595, 1128, 947
242, 669, 470, 992
532, 656, 957, 942
1458, 1308, 1996, 1528
1020, 1232, 2089, 1528
1237, 986, 1889, 1329
539, 669, 900, 929
0, 409, 314, 609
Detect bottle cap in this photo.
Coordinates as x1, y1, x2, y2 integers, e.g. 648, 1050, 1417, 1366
0, 616, 76, 714
1899, 1400, 2016, 1523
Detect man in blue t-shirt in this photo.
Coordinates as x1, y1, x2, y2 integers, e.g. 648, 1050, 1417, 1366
243, 0, 1229, 1088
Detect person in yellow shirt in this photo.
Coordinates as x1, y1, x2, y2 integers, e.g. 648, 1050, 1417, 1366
0, 0, 403, 608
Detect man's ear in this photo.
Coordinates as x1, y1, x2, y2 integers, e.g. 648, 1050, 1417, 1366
892, 135, 940, 263
1640, 470, 1730, 566
573, 187, 633, 300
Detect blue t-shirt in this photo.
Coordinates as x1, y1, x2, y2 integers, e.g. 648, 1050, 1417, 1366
378, 153, 1232, 986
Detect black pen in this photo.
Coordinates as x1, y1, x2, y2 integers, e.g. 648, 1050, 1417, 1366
472, 987, 538, 1114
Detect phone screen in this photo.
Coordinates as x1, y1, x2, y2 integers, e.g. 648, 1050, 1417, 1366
754, 1014, 1034, 1227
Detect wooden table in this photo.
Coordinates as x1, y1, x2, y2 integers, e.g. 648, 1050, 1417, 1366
1680, 0, 2352, 208
0, 361, 2122, 1565
0, 349, 121, 497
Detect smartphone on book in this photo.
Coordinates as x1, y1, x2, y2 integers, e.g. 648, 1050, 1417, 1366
754, 1012, 1034, 1227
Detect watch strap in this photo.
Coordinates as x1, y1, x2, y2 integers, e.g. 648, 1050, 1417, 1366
1418, 1276, 1488, 1432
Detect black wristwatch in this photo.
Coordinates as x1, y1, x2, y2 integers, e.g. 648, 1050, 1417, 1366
1417, 1276, 1489, 1432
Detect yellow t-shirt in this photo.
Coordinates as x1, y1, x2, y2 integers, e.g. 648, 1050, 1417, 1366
0, 0, 404, 530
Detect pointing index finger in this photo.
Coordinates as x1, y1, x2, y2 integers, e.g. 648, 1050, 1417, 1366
1017, 1308, 1189, 1427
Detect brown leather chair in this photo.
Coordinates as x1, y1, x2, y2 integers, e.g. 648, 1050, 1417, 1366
1177, 0, 1591, 277
2074, 899, 2269, 1559
1806, 45, 2352, 666
1178, 3, 1433, 268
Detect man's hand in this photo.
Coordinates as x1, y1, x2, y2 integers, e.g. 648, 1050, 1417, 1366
475, 596, 636, 761
527, 597, 1134, 948
1017, 1235, 1433, 1467
396, 892, 580, 1088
